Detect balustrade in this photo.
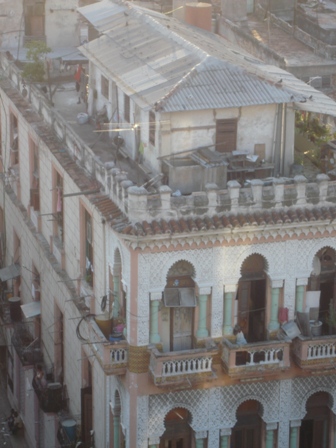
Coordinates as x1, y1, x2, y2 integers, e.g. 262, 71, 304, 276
150, 347, 217, 386
292, 335, 336, 369
222, 338, 291, 377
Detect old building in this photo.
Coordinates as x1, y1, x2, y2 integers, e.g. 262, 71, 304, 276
1, 1, 336, 448
218, 0, 336, 89
0, 0, 98, 50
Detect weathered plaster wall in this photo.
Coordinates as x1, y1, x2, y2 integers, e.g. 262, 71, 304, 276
0, 0, 23, 49
45, 0, 80, 48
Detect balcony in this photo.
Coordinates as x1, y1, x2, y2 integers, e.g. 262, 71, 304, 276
11, 322, 43, 366
221, 338, 291, 378
88, 318, 128, 375
292, 334, 336, 371
149, 347, 217, 387
32, 377, 67, 413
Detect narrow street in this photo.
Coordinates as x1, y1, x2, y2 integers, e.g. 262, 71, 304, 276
0, 363, 28, 448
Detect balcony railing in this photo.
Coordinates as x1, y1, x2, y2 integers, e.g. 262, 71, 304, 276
11, 322, 43, 366
292, 334, 336, 370
222, 338, 291, 378
32, 377, 67, 413
88, 318, 128, 375
149, 347, 217, 386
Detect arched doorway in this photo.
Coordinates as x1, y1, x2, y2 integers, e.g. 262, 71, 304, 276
309, 247, 336, 325
232, 400, 263, 448
162, 261, 196, 352
160, 408, 192, 448
237, 255, 268, 342
299, 392, 331, 448
110, 249, 126, 321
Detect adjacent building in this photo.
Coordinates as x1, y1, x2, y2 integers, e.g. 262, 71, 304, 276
1, 1, 336, 447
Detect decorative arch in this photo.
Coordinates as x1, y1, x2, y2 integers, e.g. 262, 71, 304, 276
160, 254, 200, 288
236, 250, 270, 279
300, 387, 335, 420
150, 403, 196, 439
163, 258, 197, 285
240, 253, 269, 277
166, 260, 196, 280
307, 242, 336, 274
230, 395, 269, 426
110, 380, 128, 433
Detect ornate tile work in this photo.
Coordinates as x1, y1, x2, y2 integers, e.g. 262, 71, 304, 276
137, 395, 149, 448
291, 375, 336, 420
147, 380, 281, 443
278, 380, 292, 448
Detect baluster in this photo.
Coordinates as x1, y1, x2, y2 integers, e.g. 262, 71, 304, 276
182, 360, 187, 373
249, 351, 254, 365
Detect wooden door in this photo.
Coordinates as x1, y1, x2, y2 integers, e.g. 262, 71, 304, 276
216, 119, 237, 153
232, 427, 259, 448
238, 281, 250, 339
171, 308, 193, 351
81, 387, 93, 444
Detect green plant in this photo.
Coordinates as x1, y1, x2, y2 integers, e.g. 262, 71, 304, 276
22, 41, 52, 82
295, 111, 336, 145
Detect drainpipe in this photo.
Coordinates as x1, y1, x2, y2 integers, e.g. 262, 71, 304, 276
279, 103, 286, 176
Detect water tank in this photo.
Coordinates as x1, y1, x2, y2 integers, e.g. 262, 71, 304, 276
185, 3, 212, 32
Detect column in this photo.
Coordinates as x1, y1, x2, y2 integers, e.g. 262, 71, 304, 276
296, 278, 308, 313
196, 286, 211, 339
223, 284, 237, 335
290, 420, 301, 448
220, 428, 231, 448
113, 267, 120, 318
113, 414, 120, 447
150, 292, 161, 344
268, 280, 283, 332
265, 423, 277, 448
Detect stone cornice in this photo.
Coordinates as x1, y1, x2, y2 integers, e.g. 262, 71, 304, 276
119, 220, 336, 251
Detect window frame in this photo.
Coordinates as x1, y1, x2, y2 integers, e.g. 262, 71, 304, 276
124, 94, 130, 123
101, 74, 109, 99
149, 110, 155, 146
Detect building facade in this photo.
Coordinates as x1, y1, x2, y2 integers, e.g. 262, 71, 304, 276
1, 2, 336, 448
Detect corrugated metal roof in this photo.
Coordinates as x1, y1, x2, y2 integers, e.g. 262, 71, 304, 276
78, 2, 309, 112
78, 1, 336, 116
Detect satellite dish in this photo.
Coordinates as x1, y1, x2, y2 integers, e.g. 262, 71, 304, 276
312, 256, 321, 276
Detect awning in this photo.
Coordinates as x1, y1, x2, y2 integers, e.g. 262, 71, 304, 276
0, 264, 20, 282
163, 288, 196, 307
21, 301, 41, 319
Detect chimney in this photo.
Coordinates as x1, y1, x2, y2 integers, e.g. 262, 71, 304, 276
184, 2, 212, 32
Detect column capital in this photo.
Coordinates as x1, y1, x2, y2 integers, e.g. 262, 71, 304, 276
150, 291, 163, 301
290, 419, 301, 428
296, 278, 308, 286
266, 422, 278, 431
224, 284, 238, 294
197, 284, 212, 295
271, 279, 284, 289
220, 428, 231, 436
149, 435, 161, 445
195, 430, 207, 439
